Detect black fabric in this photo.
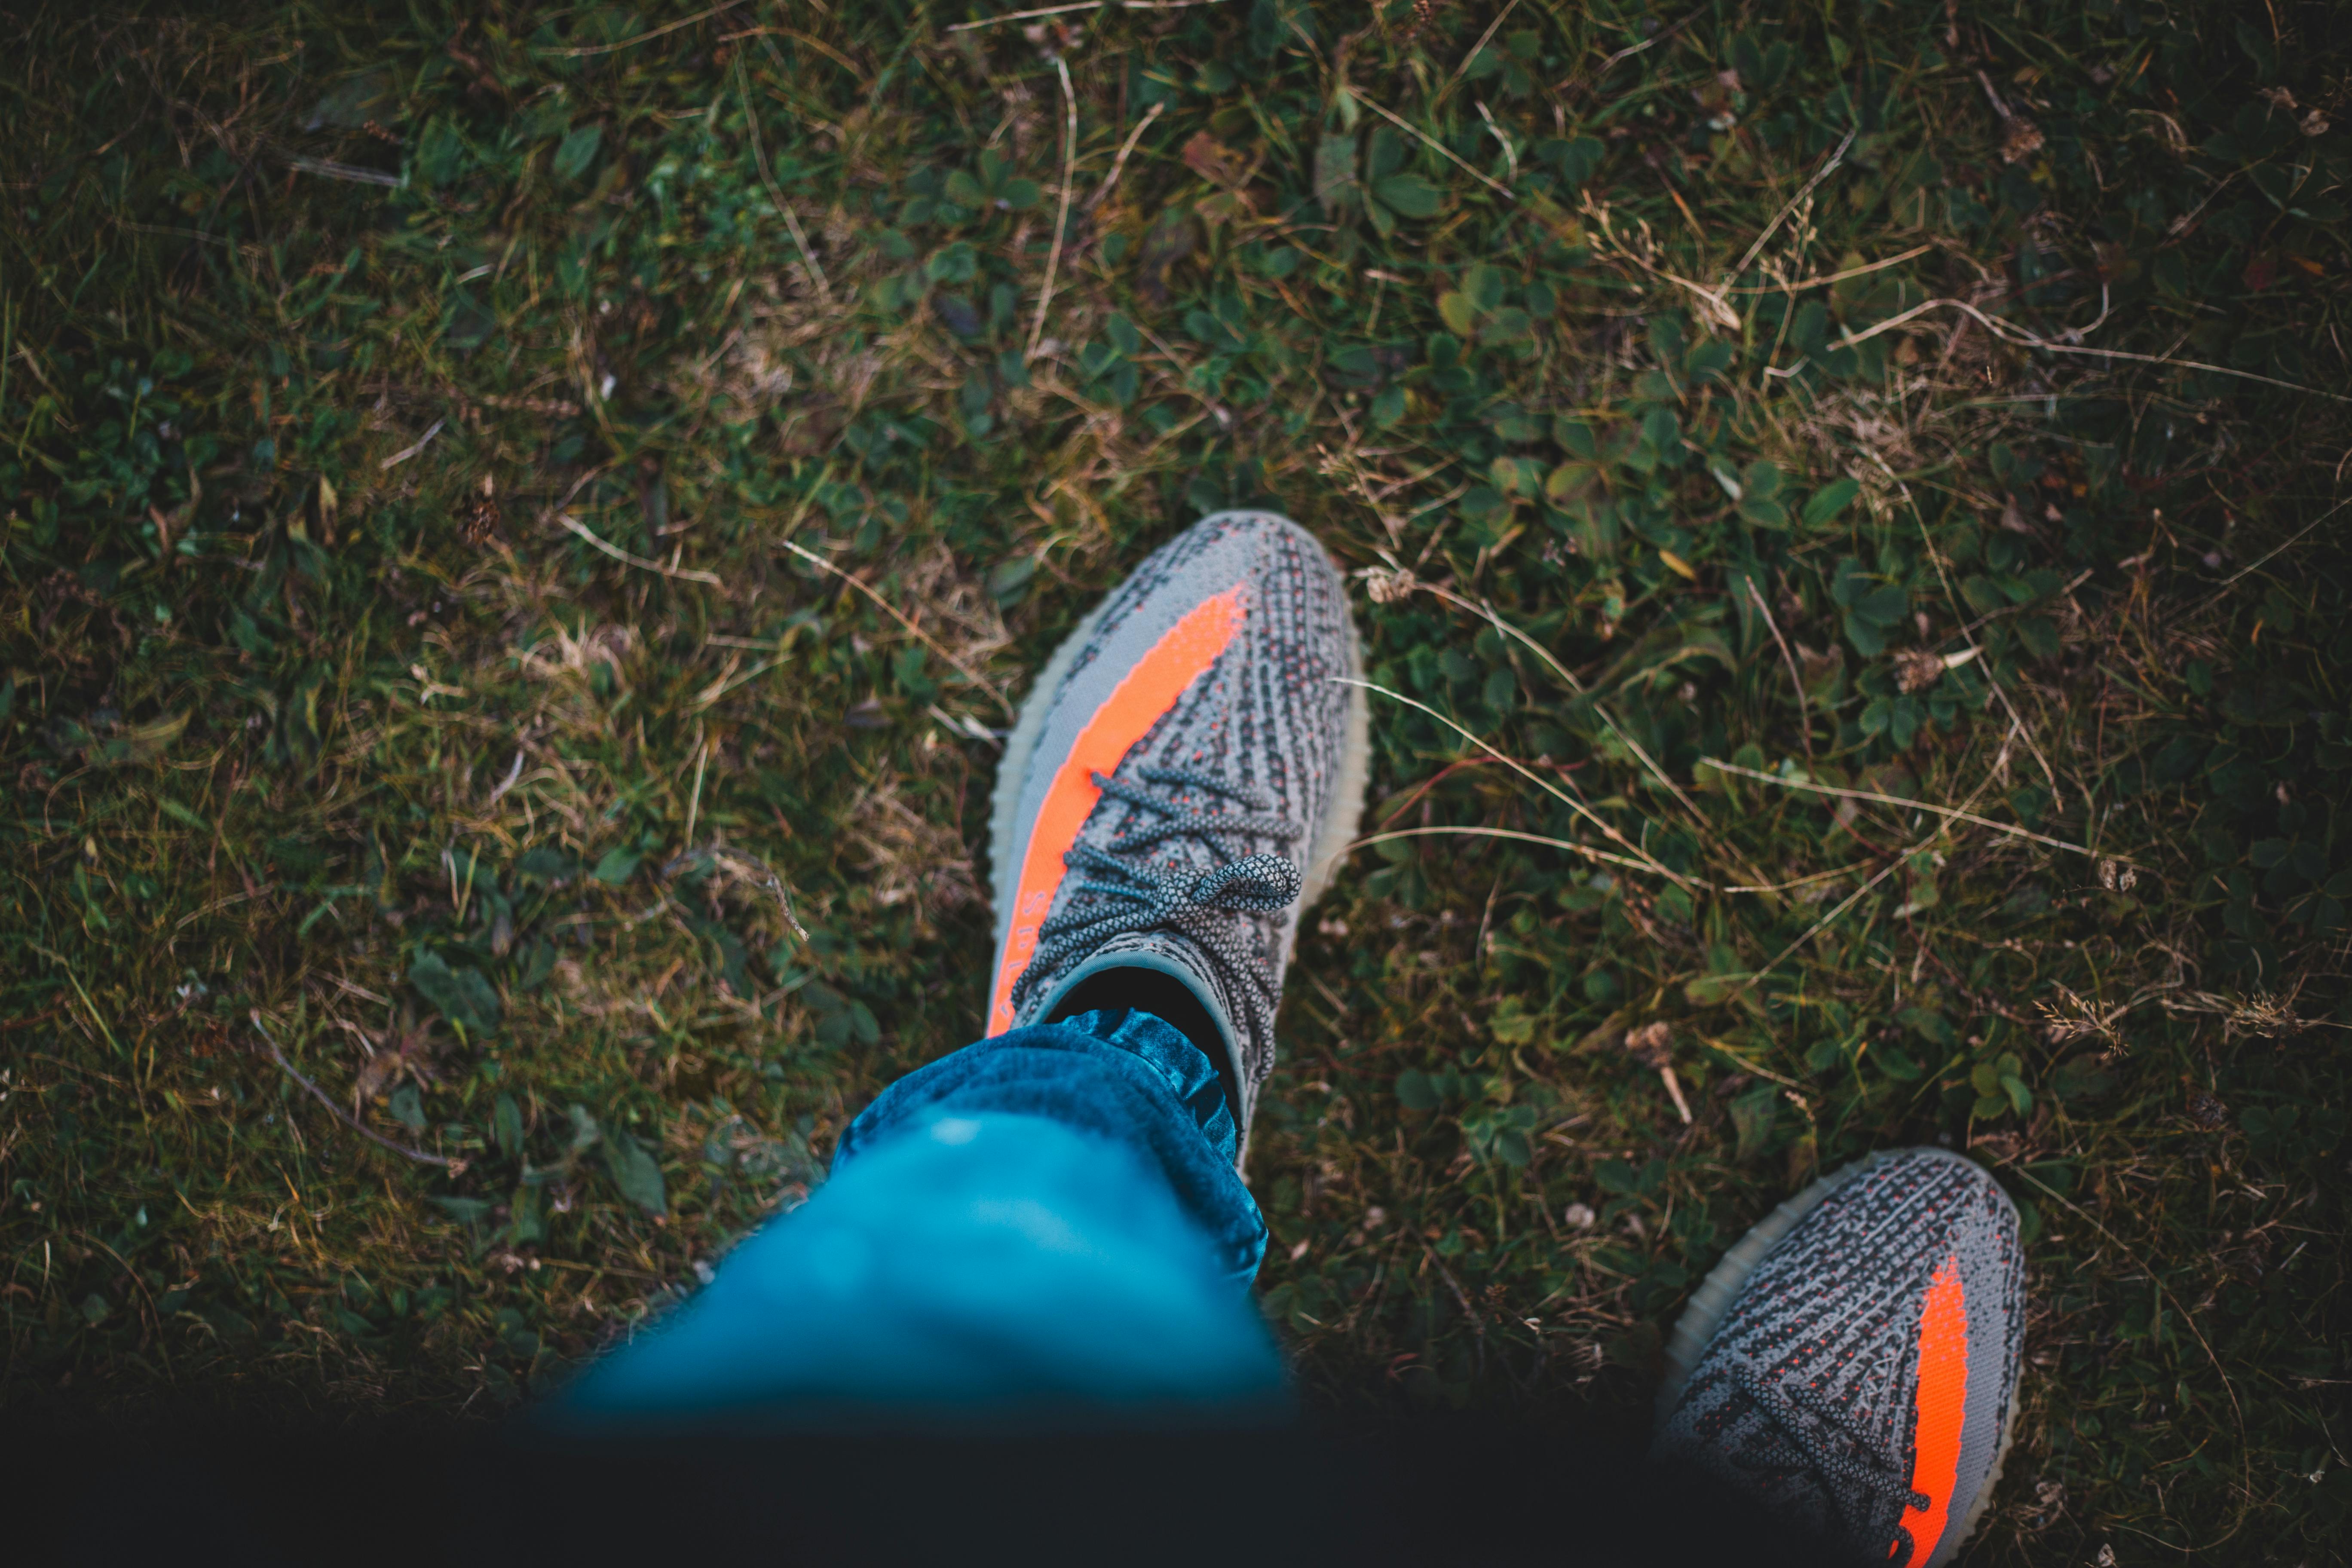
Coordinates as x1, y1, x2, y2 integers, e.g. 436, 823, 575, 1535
7, 1409, 1844, 1568
1052, 965, 1243, 1124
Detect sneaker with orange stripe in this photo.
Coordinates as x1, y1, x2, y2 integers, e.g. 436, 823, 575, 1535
1652, 1147, 2027, 1567
983, 511, 1369, 1155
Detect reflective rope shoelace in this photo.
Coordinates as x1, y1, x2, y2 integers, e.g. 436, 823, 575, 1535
1009, 768, 1303, 1043
1723, 1366, 1929, 1565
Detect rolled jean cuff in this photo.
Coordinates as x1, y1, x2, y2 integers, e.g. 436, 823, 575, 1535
836, 1008, 1267, 1283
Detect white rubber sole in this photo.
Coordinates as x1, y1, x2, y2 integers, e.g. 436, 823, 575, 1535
1655, 1145, 2018, 1568
1302, 618, 1372, 911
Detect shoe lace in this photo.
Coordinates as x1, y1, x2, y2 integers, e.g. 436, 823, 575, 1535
1721, 1366, 1930, 1565
1008, 768, 1303, 1041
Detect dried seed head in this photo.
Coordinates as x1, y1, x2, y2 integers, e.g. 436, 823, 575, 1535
1894, 649, 1945, 694
1623, 1020, 1672, 1068
457, 474, 502, 546
1395, 0, 1441, 46
2000, 116, 2046, 164
1360, 566, 1417, 604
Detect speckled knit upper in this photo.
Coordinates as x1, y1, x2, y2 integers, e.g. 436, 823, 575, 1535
1653, 1149, 2027, 1567
986, 511, 1364, 1142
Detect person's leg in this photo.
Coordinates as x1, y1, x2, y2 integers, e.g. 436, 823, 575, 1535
545, 504, 2027, 1562
562, 511, 1367, 1422
559, 1007, 1281, 1421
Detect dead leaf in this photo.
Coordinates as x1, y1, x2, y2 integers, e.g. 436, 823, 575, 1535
352, 1050, 402, 1103
353, 1016, 439, 1103
1181, 131, 1251, 190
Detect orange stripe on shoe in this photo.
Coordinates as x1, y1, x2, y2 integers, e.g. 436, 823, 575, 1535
1893, 1254, 1970, 1563
986, 585, 1246, 1036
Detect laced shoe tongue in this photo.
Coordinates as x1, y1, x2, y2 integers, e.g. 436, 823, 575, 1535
1012, 851, 1301, 1017
1008, 769, 1302, 1027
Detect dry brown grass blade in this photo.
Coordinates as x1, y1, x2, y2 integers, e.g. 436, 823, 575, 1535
1998, 1159, 2253, 1553
1722, 243, 1935, 295
1387, 574, 1709, 821
545, 0, 751, 57
1733, 848, 1913, 994
1384, 576, 1782, 894
558, 513, 726, 586
1437, 0, 1526, 104
1696, 756, 2125, 864
1719, 860, 1877, 894
946, 0, 1229, 32
1336, 676, 1699, 889
1727, 724, 2021, 992
778, 537, 1016, 721
1724, 125, 1857, 284
1343, 823, 1665, 879
1831, 294, 2352, 404
2209, 492, 2352, 594
1026, 55, 1078, 361
1351, 91, 1516, 200
1744, 576, 1814, 760
1083, 100, 1164, 216
1892, 485, 2073, 811
250, 1014, 458, 1170
737, 55, 831, 300
663, 844, 811, 943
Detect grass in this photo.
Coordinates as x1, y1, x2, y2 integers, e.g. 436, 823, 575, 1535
3, 0, 2349, 1557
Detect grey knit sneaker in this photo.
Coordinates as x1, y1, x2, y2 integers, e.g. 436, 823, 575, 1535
1652, 1148, 2027, 1567
984, 511, 1369, 1155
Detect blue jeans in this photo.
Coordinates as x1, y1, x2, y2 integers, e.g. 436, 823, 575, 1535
559, 1008, 1286, 1421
